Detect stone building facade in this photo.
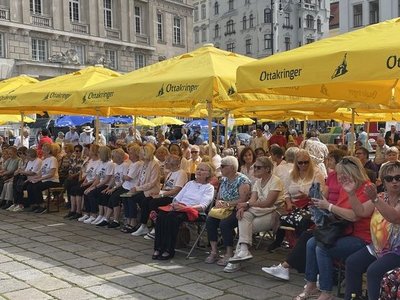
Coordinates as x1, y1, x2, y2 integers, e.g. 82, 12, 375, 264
0, 0, 193, 79
195, 0, 330, 58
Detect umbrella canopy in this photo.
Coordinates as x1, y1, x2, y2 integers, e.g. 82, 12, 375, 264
0, 75, 38, 93
0, 114, 35, 125
184, 119, 219, 128
3, 66, 120, 114
55, 115, 94, 127
132, 117, 156, 127
150, 117, 184, 126
237, 18, 400, 107
220, 117, 255, 126
74, 44, 255, 110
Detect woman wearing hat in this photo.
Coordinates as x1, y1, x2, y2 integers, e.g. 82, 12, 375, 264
79, 126, 94, 146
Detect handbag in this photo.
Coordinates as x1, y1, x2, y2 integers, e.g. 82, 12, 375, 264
208, 207, 234, 220
314, 214, 352, 248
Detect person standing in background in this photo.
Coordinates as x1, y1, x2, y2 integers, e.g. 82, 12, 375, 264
64, 126, 79, 146
250, 126, 269, 153
14, 129, 30, 149
385, 125, 400, 146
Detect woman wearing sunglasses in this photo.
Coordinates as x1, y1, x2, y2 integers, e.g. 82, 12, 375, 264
268, 149, 326, 252
296, 156, 374, 300
343, 161, 400, 300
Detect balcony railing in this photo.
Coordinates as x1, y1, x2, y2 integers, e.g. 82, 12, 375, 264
0, 8, 9, 20
71, 22, 89, 34
105, 28, 121, 40
31, 14, 52, 28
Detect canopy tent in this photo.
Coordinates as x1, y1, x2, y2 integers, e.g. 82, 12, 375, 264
150, 117, 185, 126
54, 115, 133, 127
236, 18, 400, 108
0, 114, 35, 125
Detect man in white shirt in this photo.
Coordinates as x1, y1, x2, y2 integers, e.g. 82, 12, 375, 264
126, 126, 141, 144
65, 126, 80, 145
300, 131, 329, 178
250, 127, 269, 152
79, 126, 94, 146
14, 129, 30, 149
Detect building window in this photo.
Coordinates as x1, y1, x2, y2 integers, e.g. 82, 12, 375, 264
69, 0, 80, 22
284, 12, 290, 26
245, 39, 251, 54
264, 33, 272, 49
214, 1, 219, 15
173, 17, 182, 45
264, 8, 271, 23
135, 6, 142, 34
305, 15, 314, 29
242, 16, 247, 30
201, 4, 206, 20
201, 27, 207, 42
105, 49, 117, 69
226, 19, 235, 34
214, 24, 220, 38
72, 44, 85, 64
369, 1, 379, 24
157, 13, 163, 41
31, 38, 47, 61
227, 42, 235, 52
245, 0, 250, 4
194, 28, 199, 43
0, 33, 5, 58
317, 18, 322, 32
284, 37, 290, 51
134, 53, 146, 69
306, 38, 315, 44
228, 0, 234, 10
30, 0, 42, 14
104, 0, 113, 28
194, 5, 199, 22
353, 4, 362, 27
249, 14, 254, 28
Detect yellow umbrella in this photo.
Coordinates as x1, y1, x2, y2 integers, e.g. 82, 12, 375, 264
132, 117, 155, 127
0, 75, 38, 93
3, 66, 120, 114
150, 116, 184, 126
75, 44, 255, 110
220, 117, 254, 126
237, 18, 400, 107
0, 114, 34, 124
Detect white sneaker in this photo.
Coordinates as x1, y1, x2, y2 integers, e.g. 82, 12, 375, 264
229, 250, 253, 262
7, 204, 16, 211
144, 228, 155, 240
83, 216, 96, 224
131, 224, 149, 236
13, 206, 24, 212
78, 214, 89, 222
261, 264, 289, 280
224, 263, 241, 273
91, 215, 103, 225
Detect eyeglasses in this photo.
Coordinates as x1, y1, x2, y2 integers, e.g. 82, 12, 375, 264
191, 151, 199, 153
297, 161, 310, 165
341, 158, 357, 166
75, 150, 82, 153
220, 165, 230, 168
253, 165, 265, 170
383, 175, 400, 182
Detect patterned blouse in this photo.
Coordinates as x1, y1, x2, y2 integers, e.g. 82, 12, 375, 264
219, 173, 251, 202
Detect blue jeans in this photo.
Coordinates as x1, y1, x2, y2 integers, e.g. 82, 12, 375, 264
206, 212, 238, 247
305, 236, 366, 292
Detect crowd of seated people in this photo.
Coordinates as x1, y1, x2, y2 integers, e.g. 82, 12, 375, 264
2, 124, 400, 300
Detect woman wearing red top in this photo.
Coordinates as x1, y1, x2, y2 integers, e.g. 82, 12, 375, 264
294, 156, 374, 300
37, 129, 53, 158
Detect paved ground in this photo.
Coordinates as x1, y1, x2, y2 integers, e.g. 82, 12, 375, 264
0, 209, 343, 300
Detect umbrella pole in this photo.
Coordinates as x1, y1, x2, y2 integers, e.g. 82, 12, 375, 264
20, 112, 24, 146
351, 108, 355, 155
95, 108, 100, 144
216, 118, 220, 147
207, 101, 213, 157
133, 115, 137, 142
342, 121, 345, 145
366, 119, 370, 143
303, 116, 308, 137
224, 111, 229, 149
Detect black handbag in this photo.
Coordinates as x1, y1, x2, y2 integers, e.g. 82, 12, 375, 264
314, 214, 352, 248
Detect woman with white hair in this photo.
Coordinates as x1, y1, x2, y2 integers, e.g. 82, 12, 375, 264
204, 143, 222, 177
205, 155, 251, 272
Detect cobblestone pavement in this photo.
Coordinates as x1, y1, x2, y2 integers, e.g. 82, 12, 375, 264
0, 209, 342, 300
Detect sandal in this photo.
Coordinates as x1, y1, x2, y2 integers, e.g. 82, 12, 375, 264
120, 224, 134, 233
216, 255, 231, 266
293, 288, 320, 300
204, 252, 219, 264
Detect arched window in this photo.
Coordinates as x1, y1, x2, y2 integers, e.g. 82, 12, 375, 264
264, 8, 271, 23
249, 14, 254, 27
226, 19, 235, 34
214, 24, 220, 37
214, 1, 219, 15
317, 18, 322, 32
306, 14, 314, 29
242, 16, 247, 30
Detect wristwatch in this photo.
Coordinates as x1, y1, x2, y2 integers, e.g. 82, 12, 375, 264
372, 198, 379, 204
